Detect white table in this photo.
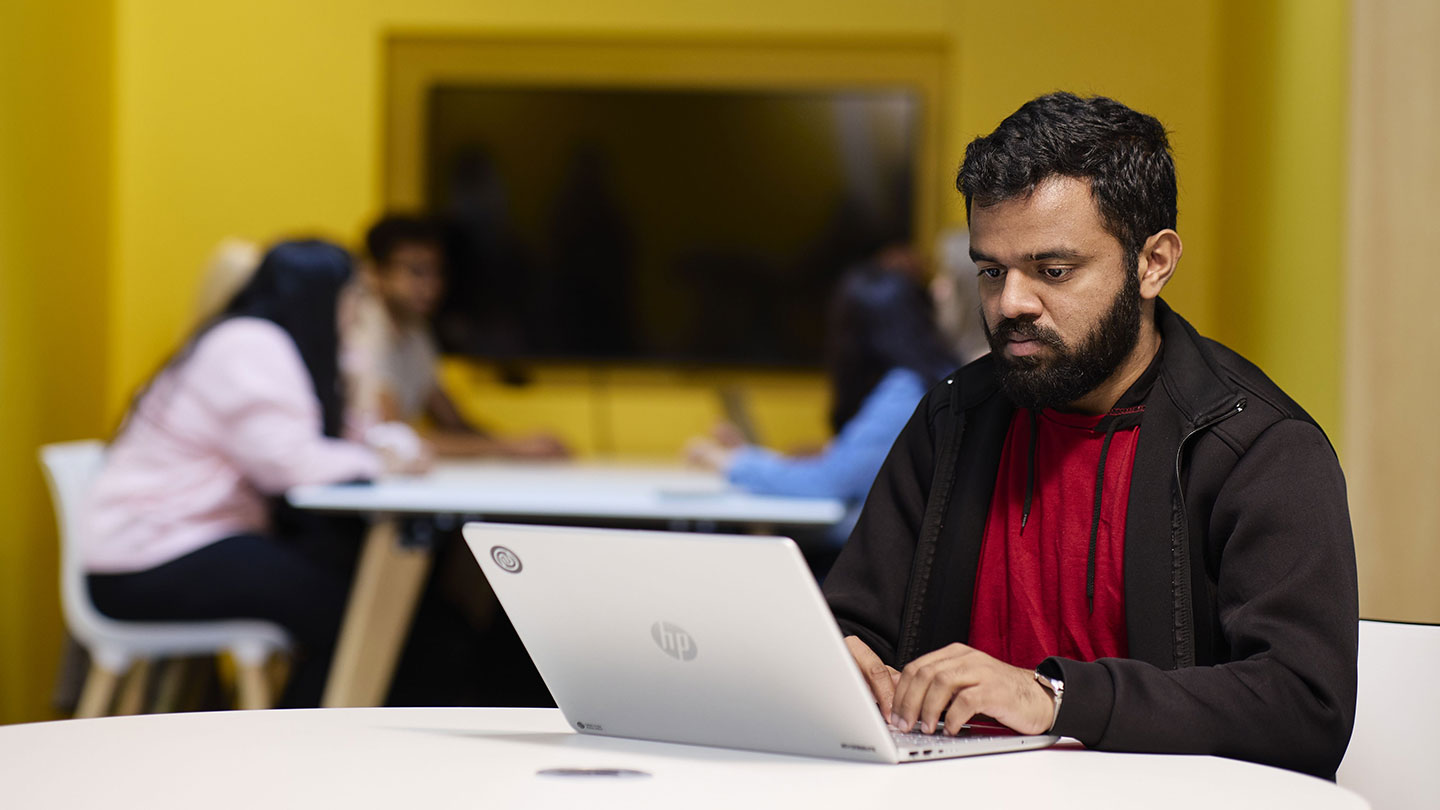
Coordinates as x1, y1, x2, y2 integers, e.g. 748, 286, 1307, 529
287, 461, 846, 707
287, 460, 847, 527
0, 708, 1368, 809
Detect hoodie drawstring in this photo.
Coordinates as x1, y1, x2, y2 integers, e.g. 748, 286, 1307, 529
1086, 420, 1120, 614
1019, 407, 1142, 614
1020, 410, 1039, 534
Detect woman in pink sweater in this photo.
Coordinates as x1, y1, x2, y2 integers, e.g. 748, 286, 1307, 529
85, 240, 411, 706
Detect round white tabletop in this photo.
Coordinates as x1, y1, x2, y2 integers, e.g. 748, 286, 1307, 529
0, 708, 1367, 809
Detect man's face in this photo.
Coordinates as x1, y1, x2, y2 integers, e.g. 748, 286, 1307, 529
970, 175, 1142, 410
375, 241, 445, 322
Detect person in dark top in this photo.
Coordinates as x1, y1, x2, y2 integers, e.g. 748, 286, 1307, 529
823, 92, 1358, 778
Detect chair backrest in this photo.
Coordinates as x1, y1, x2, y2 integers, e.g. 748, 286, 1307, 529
38, 440, 111, 647
1337, 618, 1440, 809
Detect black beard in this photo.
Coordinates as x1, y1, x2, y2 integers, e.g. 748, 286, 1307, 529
982, 270, 1143, 410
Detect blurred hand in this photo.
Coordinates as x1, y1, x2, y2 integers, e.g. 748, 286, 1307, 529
379, 440, 434, 476
366, 421, 432, 475
684, 437, 736, 472
500, 433, 570, 460
710, 421, 747, 449
889, 643, 1055, 736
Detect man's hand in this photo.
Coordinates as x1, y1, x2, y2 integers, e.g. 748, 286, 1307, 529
890, 643, 1055, 736
844, 636, 901, 719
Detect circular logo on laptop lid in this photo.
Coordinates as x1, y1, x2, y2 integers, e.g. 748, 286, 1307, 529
490, 545, 523, 573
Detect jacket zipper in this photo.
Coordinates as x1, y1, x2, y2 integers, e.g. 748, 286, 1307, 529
896, 378, 968, 664
1174, 398, 1247, 515
1170, 397, 1246, 666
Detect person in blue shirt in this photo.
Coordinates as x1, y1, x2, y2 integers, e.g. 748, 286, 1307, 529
688, 259, 958, 544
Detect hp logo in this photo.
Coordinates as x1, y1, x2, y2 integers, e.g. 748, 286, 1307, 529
490, 545, 523, 574
650, 621, 698, 662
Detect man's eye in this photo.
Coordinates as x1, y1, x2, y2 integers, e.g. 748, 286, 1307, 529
1042, 266, 1071, 280
978, 266, 1004, 279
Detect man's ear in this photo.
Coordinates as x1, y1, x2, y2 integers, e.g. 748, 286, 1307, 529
1137, 229, 1182, 300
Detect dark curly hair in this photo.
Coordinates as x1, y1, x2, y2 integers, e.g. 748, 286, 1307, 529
956, 92, 1177, 269
365, 214, 442, 266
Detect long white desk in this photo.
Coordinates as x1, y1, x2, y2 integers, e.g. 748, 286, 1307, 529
287, 461, 846, 708
288, 460, 847, 527
0, 708, 1368, 809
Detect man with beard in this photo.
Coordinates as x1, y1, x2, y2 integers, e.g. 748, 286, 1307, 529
823, 93, 1357, 778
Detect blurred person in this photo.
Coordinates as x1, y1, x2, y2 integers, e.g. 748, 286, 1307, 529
85, 240, 426, 708
687, 260, 957, 542
931, 227, 990, 364
345, 214, 568, 459
192, 237, 261, 325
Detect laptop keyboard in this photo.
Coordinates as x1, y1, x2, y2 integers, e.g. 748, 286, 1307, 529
893, 730, 982, 747
891, 723, 1019, 747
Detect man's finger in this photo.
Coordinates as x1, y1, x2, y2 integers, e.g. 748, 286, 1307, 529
844, 636, 897, 718
892, 644, 976, 731
942, 687, 981, 736
918, 668, 974, 734
892, 658, 939, 731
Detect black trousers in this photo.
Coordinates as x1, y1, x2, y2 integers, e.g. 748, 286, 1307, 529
87, 520, 361, 708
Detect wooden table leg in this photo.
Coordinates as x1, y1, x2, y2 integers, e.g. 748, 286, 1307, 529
74, 663, 120, 718
115, 659, 152, 716
321, 519, 434, 707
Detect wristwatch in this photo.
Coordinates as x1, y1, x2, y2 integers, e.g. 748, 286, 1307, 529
1033, 669, 1065, 733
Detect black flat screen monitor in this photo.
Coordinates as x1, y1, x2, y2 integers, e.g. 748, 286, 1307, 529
425, 85, 920, 367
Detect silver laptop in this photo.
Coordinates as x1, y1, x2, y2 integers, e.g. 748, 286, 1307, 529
462, 522, 1059, 763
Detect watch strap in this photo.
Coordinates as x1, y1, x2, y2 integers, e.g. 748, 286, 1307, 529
1033, 668, 1065, 734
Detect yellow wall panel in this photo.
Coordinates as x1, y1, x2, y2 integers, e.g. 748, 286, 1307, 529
949, 0, 1225, 339
1216, 0, 1348, 440
0, 0, 115, 724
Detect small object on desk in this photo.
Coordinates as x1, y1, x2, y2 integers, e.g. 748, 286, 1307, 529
536, 768, 652, 779
656, 488, 726, 499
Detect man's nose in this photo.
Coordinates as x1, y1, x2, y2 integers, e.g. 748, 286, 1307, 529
997, 271, 1043, 321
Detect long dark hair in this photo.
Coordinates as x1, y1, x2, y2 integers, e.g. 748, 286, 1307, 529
826, 263, 958, 433
125, 239, 354, 438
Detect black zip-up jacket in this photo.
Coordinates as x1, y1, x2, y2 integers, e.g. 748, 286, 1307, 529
823, 300, 1358, 778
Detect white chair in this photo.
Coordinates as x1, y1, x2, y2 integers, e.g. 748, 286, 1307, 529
39, 440, 291, 716
1337, 618, 1440, 809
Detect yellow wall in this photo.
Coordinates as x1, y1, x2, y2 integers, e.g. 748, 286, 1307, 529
0, 0, 115, 723
1, 0, 1352, 722
105, 0, 1348, 437
948, 0, 1225, 339
105, 0, 953, 419
1216, 0, 1348, 441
